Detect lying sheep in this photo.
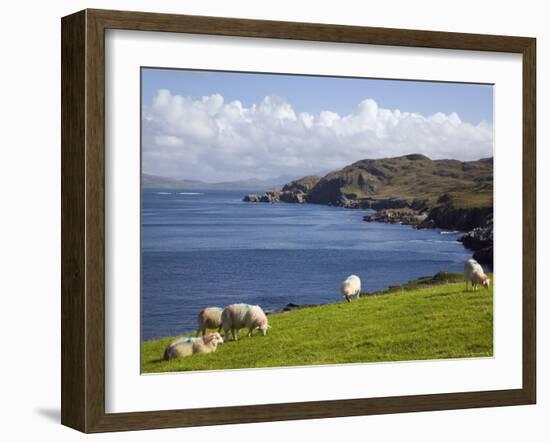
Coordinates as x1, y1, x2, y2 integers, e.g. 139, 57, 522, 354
221, 304, 269, 341
196, 306, 223, 336
163, 332, 224, 360
464, 258, 491, 291
340, 274, 361, 302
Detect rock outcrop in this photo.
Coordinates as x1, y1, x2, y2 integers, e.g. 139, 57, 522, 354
243, 190, 307, 204
473, 246, 493, 265
243, 194, 262, 202
459, 219, 493, 249
364, 209, 428, 226
418, 206, 493, 232
458, 217, 494, 265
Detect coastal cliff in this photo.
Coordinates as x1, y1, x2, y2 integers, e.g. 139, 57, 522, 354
243, 154, 493, 264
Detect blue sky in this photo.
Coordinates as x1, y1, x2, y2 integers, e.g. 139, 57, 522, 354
141, 68, 494, 181
142, 68, 493, 125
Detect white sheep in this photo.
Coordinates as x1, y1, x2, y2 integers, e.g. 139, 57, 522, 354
196, 307, 223, 336
163, 332, 224, 360
464, 258, 491, 291
221, 304, 269, 341
340, 274, 361, 302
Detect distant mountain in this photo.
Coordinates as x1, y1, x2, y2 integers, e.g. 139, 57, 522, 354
141, 173, 300, 191
142, 174, 182, 188
142, 174, 208, 189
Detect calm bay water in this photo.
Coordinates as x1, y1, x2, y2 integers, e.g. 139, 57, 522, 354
141, 189, 471, 340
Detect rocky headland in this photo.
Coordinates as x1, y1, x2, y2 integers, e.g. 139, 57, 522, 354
243, 154, 493, 264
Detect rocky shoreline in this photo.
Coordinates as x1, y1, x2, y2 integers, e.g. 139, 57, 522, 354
242, 190, 493, 265
363, 208, 428, 226
457, 217, 493, 264
242, 155, 493, 265
243, 190, 307, 204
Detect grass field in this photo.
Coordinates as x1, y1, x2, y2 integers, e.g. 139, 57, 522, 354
141, 273, 493, 374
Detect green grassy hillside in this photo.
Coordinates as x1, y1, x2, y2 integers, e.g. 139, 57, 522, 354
141, 274, 493, 374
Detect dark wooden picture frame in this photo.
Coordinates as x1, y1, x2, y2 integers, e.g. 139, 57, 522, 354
61, 9, 536, 433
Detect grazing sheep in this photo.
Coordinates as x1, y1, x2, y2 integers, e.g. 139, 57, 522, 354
221, 304, 269, 341
163, 332, 224, 361
196, 307, 223, 336
464, 258, 491, 291
340, 274, 361, 302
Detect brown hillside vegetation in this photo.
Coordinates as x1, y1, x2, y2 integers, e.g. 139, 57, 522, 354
306, 154, 493, 209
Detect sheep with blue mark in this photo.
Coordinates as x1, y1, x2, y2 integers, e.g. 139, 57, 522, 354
163, 332, 224, 360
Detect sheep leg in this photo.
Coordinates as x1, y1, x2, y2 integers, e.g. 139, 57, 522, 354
345, 295, 351, 303
232, 329, 238, 341
247, 328, 253, 337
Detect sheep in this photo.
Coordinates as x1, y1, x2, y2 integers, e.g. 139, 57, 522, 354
196, 306, 223, 336
464, 258, 491, 291
469, 270, 491, 291
221, 304, 269, 341
163, 332, 224, 360
340, 274, 361, 302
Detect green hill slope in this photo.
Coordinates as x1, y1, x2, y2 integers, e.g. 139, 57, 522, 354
141, 275, 493, 374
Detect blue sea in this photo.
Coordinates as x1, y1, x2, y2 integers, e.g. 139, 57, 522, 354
141, 189, 471, 340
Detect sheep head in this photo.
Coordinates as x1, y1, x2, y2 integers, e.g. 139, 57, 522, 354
258, 320, 269, 336
203, 332, 224, 346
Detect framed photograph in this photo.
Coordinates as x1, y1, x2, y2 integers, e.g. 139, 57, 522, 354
61, 9, 536, 433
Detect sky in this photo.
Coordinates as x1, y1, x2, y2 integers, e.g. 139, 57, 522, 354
141, 68, 494, 182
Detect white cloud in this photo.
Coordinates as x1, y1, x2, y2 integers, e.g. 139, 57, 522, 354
154, 135, 184, 147
142, 89, 493, 181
